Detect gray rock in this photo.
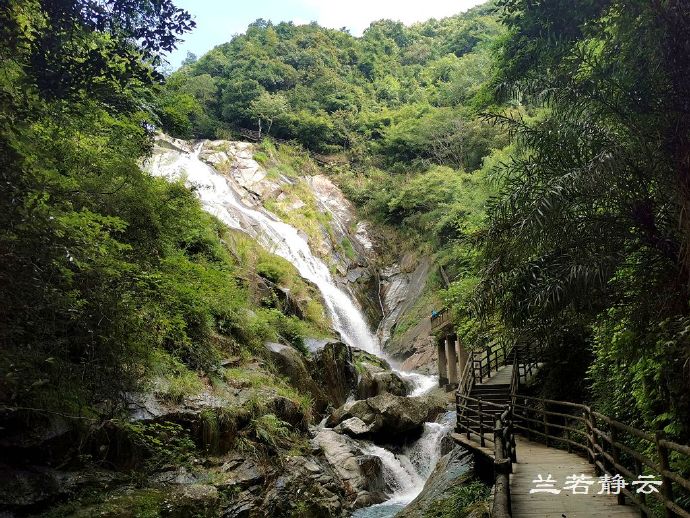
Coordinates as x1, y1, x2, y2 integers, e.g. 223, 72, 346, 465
174, 483, 219, 508
356, 361, 409, 399
377, 255, 436, 374
265, 341, 329, 413
261, 454, 350, 517
311, 428, 389, 504
310, 342, 359, 408
326, 392, 447, 441
357, 455, 385, 493
150, 466, 199, 485
334, 417, 374, 436
0, 466, 121, 510
397, 446, 475, 518
214, 458, 263, 489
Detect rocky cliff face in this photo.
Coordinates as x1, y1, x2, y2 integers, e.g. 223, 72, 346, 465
376, 253, 439, 374
149, 136, 383, 335
152, 136, 439, 372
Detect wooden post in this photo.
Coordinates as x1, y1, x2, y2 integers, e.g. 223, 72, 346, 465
610, 426, 626, 506
478, 398, 485, 447
507, 405, 517, 465
493, 416, 512, 518
464, 399, 470, 440
525, 397, 531, 441
586, 408, 600, 473
495, 419, 504, 460
655, 431, 674, 518
486, 346, 492, 377
634, 458, 648, 518
493, 458, 512, 517
543, 401, 549, 447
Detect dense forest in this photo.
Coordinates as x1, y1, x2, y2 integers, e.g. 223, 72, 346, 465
162, 0, 690, 437
2, 0, 690, 516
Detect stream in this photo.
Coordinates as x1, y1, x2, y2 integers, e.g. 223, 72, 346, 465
146, 139, 450, 516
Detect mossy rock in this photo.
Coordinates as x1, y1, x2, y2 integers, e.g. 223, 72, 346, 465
63, 485, 220, 517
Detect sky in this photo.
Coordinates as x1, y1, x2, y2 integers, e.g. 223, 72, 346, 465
166, 0, 487, 69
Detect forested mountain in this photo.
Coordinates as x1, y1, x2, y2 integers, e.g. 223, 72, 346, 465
2, 0, 690, 516
158, 2, 505, 168
159, 0, 690, 441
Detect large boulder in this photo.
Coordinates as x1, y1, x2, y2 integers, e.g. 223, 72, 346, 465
397, 446, 477, 518
310, 342, 359, 408
311, 428, 388, 508
354, 356, 409, 399
326, 392, 447, 442
265, 342, 329, 413
0, 466, 122, 512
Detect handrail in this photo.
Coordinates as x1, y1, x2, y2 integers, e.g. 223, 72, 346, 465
457, 394, 495, 447
430, 307, 451, 332
513, 343, 542, 385
493, 407, 515, 518
457, 348, 475, 397
471, 341, 509, 384
509, 354, 519, 405
513, 394, 690, 518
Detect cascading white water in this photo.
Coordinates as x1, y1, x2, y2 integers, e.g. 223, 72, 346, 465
354, 412, 455, 518
147, 142, 379, 354
395, 370, 438, 397
146, 139, 444, 515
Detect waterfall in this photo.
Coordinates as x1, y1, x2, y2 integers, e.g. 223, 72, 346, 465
146, 141, 379, 354
354, 412, 455, 518
146, 139, 445, 516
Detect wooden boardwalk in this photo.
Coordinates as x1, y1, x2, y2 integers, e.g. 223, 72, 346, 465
483, 364, 513, 385
511, 437, 639, 517
450, 337, 690, 518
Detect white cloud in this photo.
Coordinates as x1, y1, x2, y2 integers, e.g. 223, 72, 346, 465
300, 0, 487, 35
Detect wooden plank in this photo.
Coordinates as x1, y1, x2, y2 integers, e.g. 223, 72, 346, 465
510, 437, 639, 518
451, 432, 495, 460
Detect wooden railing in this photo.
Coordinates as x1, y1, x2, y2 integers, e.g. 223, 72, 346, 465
455, 393, 516, 518
430, 307, 451, 333
457, 394, 504, 448
512, 343, 542, 386
493, 406, 517, 518
471, 341, 508, 384
509, 355, 519, 404
514, 394, 690, 518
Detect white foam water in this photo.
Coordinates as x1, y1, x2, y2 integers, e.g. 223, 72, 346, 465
146, 142, 379, 354
354, 413, 455, 518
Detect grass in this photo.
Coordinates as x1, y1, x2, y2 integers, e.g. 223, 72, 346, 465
340, 236, 357, 260
149, 348, 205, 402
45, 488, 168, 518
223, 366, 313, 418
423, 478, 491, 518
253, 150, 270, 165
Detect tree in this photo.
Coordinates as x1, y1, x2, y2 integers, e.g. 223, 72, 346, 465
181, 51, 198, 66
249, 91, 288, 137
2, 0, 195, 104
478, 0, 690, 434
0, 0, 195, 418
